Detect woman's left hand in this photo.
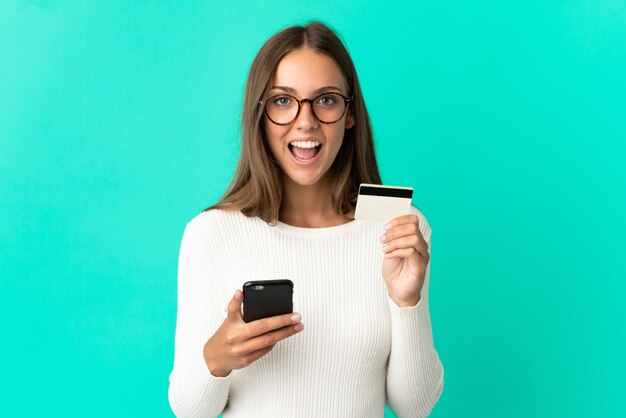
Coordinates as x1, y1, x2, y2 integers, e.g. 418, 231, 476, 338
380, 214, 430, 307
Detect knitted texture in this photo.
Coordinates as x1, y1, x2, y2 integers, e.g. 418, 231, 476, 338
168, 206, 444, 418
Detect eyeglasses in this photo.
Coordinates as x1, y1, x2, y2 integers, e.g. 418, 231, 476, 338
259, 92, 354, 125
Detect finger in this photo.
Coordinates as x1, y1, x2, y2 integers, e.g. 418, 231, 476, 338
380, 222, 421, 244
245, 311, 302, 338
384, 245, 431, 261
384, 214, 420, 230
226, 289, 244, 323
241, 322, 304, 354
383, 247, 420, 260
382, 235, 425, 255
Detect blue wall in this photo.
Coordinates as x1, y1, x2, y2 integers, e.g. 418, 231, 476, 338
1, 1, 625, 416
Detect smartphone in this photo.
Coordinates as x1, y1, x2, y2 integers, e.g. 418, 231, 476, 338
242, 279, 294, 323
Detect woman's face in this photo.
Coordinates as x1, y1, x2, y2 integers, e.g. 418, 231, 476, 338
264, 48, 354, 188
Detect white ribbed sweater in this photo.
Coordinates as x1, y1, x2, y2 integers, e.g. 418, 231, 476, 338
168, 206, 444, 418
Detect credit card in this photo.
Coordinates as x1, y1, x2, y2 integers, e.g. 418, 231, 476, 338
354, 183, 414, 222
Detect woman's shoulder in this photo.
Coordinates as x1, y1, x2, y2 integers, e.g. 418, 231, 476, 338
180, 208, 260, 256
185, 208, 254, 236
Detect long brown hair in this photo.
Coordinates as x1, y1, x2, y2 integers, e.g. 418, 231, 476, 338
206, 21, 381, 223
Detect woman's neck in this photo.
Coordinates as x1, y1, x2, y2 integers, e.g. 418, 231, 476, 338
279, 177, 354, 228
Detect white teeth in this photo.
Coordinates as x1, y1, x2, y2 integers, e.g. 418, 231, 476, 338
290, 140, 321, 149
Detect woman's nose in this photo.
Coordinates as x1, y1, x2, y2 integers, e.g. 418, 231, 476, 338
295, 101, 319, 130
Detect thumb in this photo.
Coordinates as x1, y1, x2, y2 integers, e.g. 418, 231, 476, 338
226, 289, 244, 323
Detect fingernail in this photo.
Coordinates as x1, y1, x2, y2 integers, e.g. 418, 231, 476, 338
379, 233, 386, 243
294, 323, 304, 332
291, 313, 301, 323
384, 223, 392, 231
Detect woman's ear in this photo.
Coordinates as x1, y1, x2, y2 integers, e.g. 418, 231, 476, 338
345, 111, 355, 129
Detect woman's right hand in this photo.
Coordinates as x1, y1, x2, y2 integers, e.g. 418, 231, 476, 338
202, 289, 304, 377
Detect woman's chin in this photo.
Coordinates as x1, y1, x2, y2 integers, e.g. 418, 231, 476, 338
284, 170, 325, 188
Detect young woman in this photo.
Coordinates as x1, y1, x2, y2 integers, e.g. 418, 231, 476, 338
168, 21, 444, 418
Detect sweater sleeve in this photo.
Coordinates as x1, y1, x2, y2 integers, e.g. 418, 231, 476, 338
385, 210, 444, 417
168, 222, 231, 418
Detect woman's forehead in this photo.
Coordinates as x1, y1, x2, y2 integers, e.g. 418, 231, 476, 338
271, 49, 347, 94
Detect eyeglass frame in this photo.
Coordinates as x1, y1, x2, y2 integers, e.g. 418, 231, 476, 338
258, 91, 354, 126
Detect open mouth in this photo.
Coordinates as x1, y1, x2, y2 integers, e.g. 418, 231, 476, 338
288, 141, 323, 163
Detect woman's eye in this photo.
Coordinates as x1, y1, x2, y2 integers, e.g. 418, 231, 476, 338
318, 95, 337, 106
273, 96, 292, 106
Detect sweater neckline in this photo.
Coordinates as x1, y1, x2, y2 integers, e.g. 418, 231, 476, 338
267, 217, 364, 237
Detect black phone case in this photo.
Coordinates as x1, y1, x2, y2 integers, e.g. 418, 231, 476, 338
243, 279, 293, 323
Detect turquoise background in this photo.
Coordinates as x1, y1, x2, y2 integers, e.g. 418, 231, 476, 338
1, 0, 625, 416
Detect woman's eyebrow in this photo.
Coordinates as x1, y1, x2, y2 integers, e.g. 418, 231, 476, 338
270, 85, 343, 94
